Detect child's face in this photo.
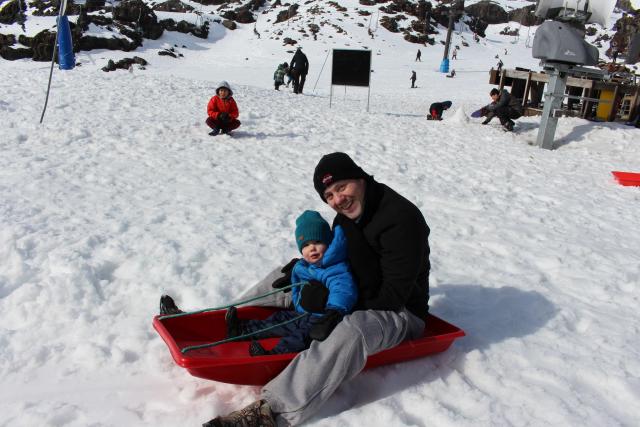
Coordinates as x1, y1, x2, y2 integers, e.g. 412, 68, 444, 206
301, 241, 328, 264
218, 88, 230, 99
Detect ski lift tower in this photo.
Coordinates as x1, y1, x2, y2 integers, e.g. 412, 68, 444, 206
440, 0, 464, 73
532, 0, 616, 149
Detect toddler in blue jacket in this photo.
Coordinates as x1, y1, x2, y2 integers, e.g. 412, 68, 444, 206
226, 210, 357, 356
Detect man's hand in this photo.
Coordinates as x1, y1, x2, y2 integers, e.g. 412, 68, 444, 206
310, 310, 343, 341
271, 258, 299, 292
218, 112, 230, 123
299, 280, 328, 314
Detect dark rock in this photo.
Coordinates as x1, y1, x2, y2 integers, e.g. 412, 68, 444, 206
508, 5, 543, 27
113, 0, 164, 40
0, 33, 16, 48
102, 59, 117, 72
0, 0, 25, 25
153, 0, 194, 12
222, 19, 236, 30
465, 0, 508, 25
0, 46, 32, 60
30, 29, 57, 61
158, 49, 177, 57
283, 37, 297, 45
275, 4, 298, 23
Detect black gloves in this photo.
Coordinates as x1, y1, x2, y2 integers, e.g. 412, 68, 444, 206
481, 119, 490, 125
271, 258, 299, 292
218, 112, 230, 123
299, 280, 328, 314
310, 309, 343, 341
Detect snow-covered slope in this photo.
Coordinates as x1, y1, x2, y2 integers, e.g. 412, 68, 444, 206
1, 1, 640, 427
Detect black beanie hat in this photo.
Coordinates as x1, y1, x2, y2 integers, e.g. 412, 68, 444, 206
313, 152, 370, 201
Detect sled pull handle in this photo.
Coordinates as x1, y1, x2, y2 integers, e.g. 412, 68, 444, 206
158, 281, 308, 320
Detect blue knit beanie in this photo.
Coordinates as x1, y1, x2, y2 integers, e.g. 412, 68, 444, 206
295, 210, 332, 252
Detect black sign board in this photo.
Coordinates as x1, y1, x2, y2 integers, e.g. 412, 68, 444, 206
331, 49, 371, 87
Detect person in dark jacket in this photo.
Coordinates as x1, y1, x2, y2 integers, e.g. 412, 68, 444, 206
226, 210, 357, 356
428, 100, 452, 120
416, 48, 422, 61
204, 152, 430, 427
206, 80, 241, 136
289, 47, 309, 94
479, 88, 523, 131
410, 70, 417, 88
273, 62, 286, 90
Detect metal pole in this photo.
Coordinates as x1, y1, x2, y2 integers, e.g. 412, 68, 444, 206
536, 67, 567, 150
40, 0, 68, 124
313, 49, 331, 93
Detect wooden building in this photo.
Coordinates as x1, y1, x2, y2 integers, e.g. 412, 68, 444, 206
489, 67, 640, 123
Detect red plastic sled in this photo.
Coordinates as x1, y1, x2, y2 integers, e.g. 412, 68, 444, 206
612, 171, 640, 187
153, 307, 465, 385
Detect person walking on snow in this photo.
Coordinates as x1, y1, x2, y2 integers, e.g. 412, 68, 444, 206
410, 70, 417, 88
452, 47, 458, 60
206, 81, 240, 136
274, 62, 286, 91
478, 88, 522, 132
290, 47, 309, 94
416, 48, 422, 61
198, 152, 431, 426
225, 210, 357, 356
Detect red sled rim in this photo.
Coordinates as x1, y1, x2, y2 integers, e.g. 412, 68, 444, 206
153, 307, 465, 385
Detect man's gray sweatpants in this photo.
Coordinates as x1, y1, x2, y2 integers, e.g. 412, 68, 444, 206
238, 267, 426, 426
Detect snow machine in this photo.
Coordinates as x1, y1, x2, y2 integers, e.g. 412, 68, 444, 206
153, 306, 465, 385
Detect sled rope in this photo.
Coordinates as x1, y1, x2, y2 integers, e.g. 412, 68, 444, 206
158, 281, 308, 320
180, 312, 310, 354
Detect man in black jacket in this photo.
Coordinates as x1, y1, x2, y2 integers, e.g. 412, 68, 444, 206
205, 153, 430, 427
289, 47, 309, 94
480, 88, 523, 131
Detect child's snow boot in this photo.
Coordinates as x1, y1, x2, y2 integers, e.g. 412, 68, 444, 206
159, 295, 184, 315
209, 127, 220, 136
225, 306, 242, 338
249, 341, 270, 356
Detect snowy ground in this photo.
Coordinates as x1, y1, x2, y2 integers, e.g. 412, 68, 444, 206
1, 2, 640, 426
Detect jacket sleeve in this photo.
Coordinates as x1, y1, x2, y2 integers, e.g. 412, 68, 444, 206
494, 90, 510, 109
229, 98, 239, 119
207, 96, 218, 119
361, 211, 428, 312
290, 265, 303, 311
323, 263, 358, 314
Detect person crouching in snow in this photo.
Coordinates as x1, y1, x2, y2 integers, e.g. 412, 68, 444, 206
225, 210, 357, 356
206, 81, 240, 136
428, 100, 452, 120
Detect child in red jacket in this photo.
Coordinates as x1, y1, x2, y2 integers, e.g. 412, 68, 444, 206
206, 81, 241, 136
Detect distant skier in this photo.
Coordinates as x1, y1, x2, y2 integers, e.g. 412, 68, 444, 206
206, 81, 241, 136
446, 69, 456, 78
451, 47, 457, 60
290, 47, 309, 94
428, 101, 452, 120
274, 62, 286, 91
410, 70, 417, 88
478, 88, 522, 132
416, 49, 422, 61
496, 59, 504, 72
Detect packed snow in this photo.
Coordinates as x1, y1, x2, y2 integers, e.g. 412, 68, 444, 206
1, 1, 639, 426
